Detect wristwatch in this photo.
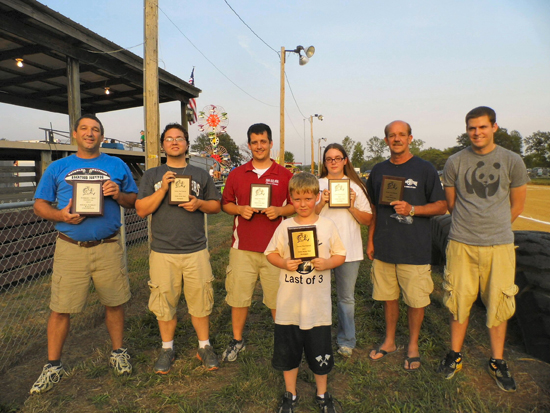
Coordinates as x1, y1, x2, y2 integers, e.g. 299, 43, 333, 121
409, 206, 415, 216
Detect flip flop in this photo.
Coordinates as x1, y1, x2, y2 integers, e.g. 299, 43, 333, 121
368, 345, 402, 362
403, 356, 421, 371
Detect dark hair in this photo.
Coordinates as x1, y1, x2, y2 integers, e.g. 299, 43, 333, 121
247, 123, 272, 143
319, 143, 372, 204
74, 114, 104, 136
160, 123, 189, 150
465, 106, 496, 126
384, 120, 411, 138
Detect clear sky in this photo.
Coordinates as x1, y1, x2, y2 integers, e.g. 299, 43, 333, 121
1, 0, 549, 165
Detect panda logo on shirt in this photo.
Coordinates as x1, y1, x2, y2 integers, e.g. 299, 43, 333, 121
465, 161, 501, 198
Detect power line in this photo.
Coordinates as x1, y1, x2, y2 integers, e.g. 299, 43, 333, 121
86, 42, 144, 54
285, 71, 307, 119
222, 0, 309, 129
158, 6, 277, 108
223, 0, 279, 56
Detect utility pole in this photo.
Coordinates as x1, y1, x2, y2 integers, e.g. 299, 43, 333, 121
144, 0, 160, 170
279, 47, 285, 165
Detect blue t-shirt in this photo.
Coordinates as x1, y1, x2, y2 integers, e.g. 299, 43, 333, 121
366, 156, 445, 265
34, 153, 138, 242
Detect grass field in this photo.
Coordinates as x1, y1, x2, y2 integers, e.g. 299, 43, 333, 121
0, 206, 549, 412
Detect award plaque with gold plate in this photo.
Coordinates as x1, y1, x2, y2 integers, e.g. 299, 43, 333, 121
379, 175, 406, 205
71, 180, 104, 216
288, 225, 318, 261
169, 175, 192, 205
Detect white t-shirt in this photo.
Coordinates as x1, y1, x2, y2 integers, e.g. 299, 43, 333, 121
317, 177, 372, 262
265, 216, 346, 329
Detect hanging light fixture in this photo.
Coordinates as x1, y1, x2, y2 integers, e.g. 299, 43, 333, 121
104, 87, 110, 95
15, 58, 24, 68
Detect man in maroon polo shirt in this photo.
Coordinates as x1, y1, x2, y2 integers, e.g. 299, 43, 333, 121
221, 123, 294, 362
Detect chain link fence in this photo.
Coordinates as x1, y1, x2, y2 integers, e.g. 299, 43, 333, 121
0, 202, 149, 373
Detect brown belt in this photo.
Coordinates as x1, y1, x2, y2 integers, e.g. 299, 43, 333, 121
58, 230, 119, 248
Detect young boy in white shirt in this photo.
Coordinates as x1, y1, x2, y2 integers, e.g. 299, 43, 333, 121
265, 173, 346, 413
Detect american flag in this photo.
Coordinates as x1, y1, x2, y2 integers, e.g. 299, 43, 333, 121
188, 68, 198, 125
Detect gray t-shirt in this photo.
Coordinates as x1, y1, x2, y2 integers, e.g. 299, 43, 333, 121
443, 145, 529, 246
137, 164, 221, 254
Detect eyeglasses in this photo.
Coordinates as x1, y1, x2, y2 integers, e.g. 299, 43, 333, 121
164, 137, 186, 143
325, 157, 345, 164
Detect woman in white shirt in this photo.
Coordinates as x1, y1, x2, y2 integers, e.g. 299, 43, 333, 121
315, 143, 373, 357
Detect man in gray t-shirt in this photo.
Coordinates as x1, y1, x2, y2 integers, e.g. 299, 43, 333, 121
437, 107, 529, 392
135, 123, 222, 374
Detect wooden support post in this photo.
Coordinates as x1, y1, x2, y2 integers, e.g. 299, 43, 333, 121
37, 150, 52, 181
67, 57, 81, 145
180, 100, 189, 134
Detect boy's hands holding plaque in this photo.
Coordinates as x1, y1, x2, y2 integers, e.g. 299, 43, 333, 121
283, 258, 303, 272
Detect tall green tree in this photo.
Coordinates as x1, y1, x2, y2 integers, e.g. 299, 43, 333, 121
524, 131, 550, 167
456, 127, 522, 154
192, 133, 241, 166
351, 142, 365, 168
284, 151, 295, 164
418, 147, 446, 170
342, 136, 355, 158
409, 138, 425, 156
366, 136, 387, 160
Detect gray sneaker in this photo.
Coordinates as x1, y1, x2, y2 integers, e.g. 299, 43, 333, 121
154, 348, 175, 374
30, 363, 67, 395
222, 338, 246, 362
337, 346, 353, 358
110, 348, 132, 375
196, 345, 219, 370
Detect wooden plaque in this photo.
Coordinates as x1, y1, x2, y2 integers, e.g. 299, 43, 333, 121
71, 180, 104, 216
288, 225, 319, 261
250, 184, 271, 210
169, 175, 192, 205
379, 175, 406, 205
328, 179, 351, 208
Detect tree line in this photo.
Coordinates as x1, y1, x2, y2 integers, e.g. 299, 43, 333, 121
340, 129, 550, 172
190, 129, 550, 172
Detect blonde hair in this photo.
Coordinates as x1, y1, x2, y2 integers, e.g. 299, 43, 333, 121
289, 172, 319, 196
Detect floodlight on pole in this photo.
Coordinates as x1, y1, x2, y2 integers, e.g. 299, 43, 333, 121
309, 114, 323, 174
280, 45, 315, 165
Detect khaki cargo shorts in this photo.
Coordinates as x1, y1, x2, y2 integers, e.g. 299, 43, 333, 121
50, 236, 130, 313
225, 248, 279, 309
443, 240, 518, 328
371, 259, 433, 308
148, 249, 214, 321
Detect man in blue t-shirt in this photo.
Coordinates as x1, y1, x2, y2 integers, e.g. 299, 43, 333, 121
30, 114, 138, 395
366, 120, 447, 371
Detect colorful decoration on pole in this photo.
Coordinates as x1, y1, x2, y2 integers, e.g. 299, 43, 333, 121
198, 105, 232, 169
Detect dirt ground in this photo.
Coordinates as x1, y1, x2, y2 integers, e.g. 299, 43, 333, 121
513, 185, 550, 232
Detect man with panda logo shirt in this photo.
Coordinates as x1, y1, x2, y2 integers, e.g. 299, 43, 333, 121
438, 106, 529, 392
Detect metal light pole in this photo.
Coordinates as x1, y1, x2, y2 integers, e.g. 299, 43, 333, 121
318, 137, 327, 176
280, 46, 315, 166
309, 114, 323, 174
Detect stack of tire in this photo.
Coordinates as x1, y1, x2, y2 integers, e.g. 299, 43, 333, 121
513, 231, 550, 363
431, 217, 550, 363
